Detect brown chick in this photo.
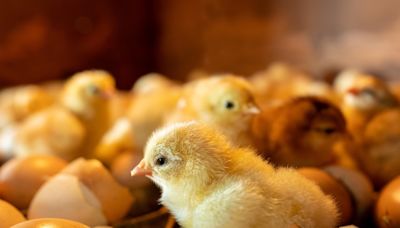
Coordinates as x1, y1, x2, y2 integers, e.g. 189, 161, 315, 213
358, 108, 400, 188
14, 70, 115, 160
339, 72, 398, 136
262, 96, 351, 167
131, 122, 338, 228
165, 75, 260, 148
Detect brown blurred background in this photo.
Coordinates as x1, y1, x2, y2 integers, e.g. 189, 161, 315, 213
0, 0, 399, 89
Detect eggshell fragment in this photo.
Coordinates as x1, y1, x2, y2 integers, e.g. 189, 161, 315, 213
11, 218, 89, 228
28, 174, 107, 226
62, 158, 134, 223
0, 199, 25, 228
0, 155, 67, 209
298, 167, 354, 226
375, 176, 400, 228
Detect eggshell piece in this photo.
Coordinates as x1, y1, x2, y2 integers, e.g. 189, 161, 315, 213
0, 199, 25, 228
0, 155, 67, 209
298, 167, 354, 226
11, 218, 89, 228
28, 174, 107, 226
375, 176, 400, 228
62, 158, 133, 223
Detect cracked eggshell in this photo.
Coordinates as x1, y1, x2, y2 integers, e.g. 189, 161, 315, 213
0, 155, 67, 209
28, 174, 107, 226
61, 158, 134, 223
11, 218, 89, 228
0, 199, 25, 228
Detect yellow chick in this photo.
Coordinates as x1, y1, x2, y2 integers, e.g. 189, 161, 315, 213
93, 73, 181, 162
14, 70, 115, 160
0, 85, 54, 126
131, 122, 339, 228
165, 75, 260, 148
261, 96, 353, 168
339, 72, 398, 136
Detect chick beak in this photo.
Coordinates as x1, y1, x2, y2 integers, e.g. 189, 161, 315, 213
100, 90, 114, 99
131, 159, 152, 177
243, 104, 261, 115
347, 88, 360, 96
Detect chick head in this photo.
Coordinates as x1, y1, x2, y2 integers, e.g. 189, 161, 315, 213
62, 70, 116, 109
187, 75, 260, 127
270, 97, 347, 166
132, 122, 230, 189
12, 85, 53, 120
343, 74, 397, 111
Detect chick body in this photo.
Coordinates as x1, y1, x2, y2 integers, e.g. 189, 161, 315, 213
133, 122, 338, 228
14, 70, 115, 160
260, 96, 351, 167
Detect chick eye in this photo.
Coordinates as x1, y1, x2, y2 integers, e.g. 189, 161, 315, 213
87, 85, 100, 95
155, 156, 167, 166
317, 127, 336, 135
224, 100, 235, 110
361, 88, 376, 97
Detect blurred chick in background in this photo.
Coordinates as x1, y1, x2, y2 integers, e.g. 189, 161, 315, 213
358, 108, 400, 188
131, 122, 338, 228
166, 75, 260, 148
14, 70, 115, 160
249, 63, 335, 107
0, 85, 55, 160
260, 96, 355, 168
338, 71, 398, 137
93, 73, 181, 163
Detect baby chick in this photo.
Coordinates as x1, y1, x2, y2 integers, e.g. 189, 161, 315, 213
14, 70, 115, 160
165, 75, 260, 148
250, 63, 334, 105
261, 96, 351, 167
131, 122, 338, 228
93, 73, 181, 162
339, 72, 398, 136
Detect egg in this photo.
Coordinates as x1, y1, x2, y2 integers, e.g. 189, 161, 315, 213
0, 199, 25, 228
28, 174, 107, 226
60, 158, 134, 223
375, 176, 400, 228
325, 166, 376, 224
11, 218, 89, 228
0, 155, 67, 209
298, 167, 354, 226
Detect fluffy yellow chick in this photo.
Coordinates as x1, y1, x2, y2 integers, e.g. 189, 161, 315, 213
165, 75, 260, 148
261, 96, 353, 168
339, 72, 398, 136
131, 122, 339, 228
14, 70, 115, 160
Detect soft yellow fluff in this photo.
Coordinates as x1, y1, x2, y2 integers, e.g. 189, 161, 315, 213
138, 122, 339, 228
